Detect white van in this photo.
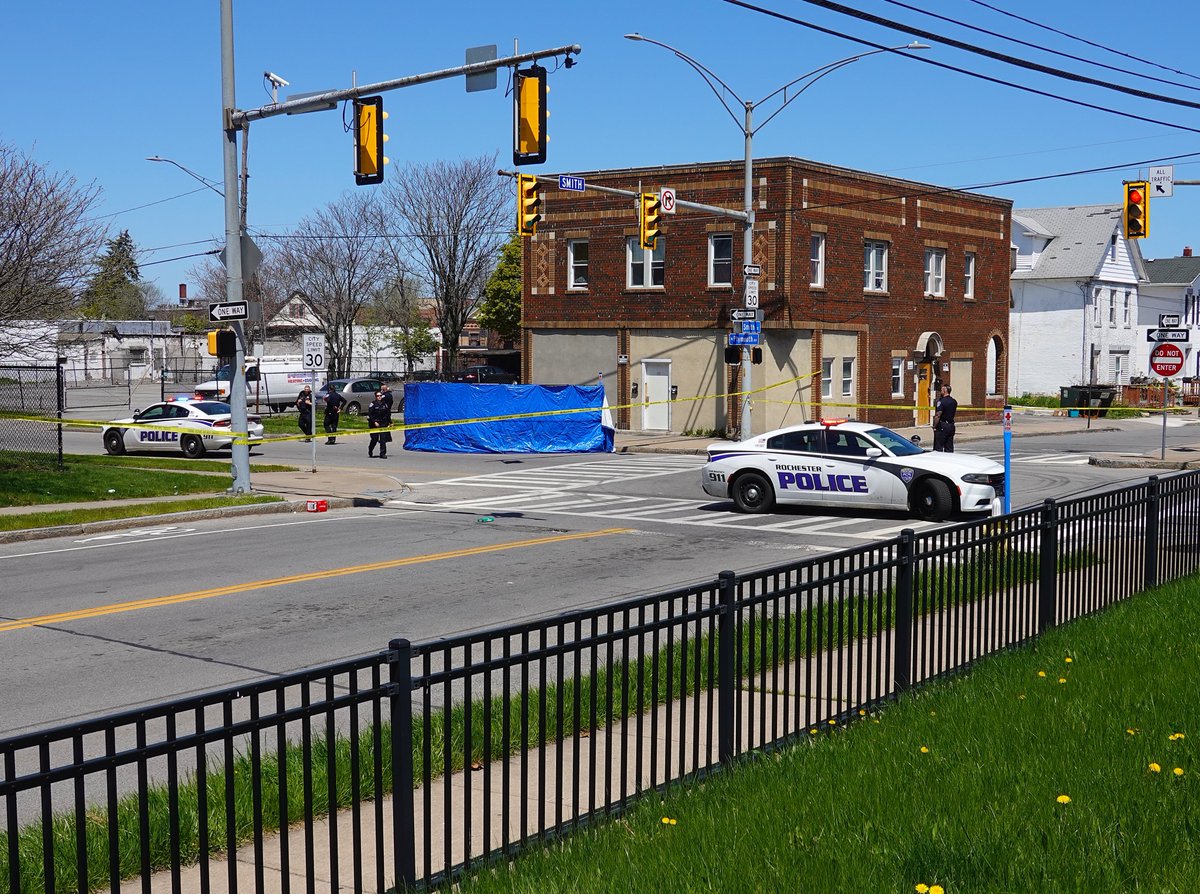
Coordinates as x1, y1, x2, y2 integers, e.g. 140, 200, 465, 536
194, 356, 318, 412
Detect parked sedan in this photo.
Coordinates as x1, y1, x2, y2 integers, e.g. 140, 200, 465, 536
450, 365, 518, 384
316, 378, 384, 415
102, 400, 264, 459
701, 419, 1004, 522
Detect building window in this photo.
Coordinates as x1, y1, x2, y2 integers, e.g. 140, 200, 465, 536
864, 241, 888, 292
891, 358, 904, 396
841, 358, 854, 397
810, 233, 826, 287
627, 237, 665, 289
567, 239, 589, 289
1123, 291, 1131, 327
709, 234, 733, 286
964, 252, 976, 299
924, 248, 946, 296
821, 358, 833, 398
1108, 288, 1117, 326
1093, 289, 1102, 327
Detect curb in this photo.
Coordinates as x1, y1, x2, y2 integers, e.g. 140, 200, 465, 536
0, 496, 379, 545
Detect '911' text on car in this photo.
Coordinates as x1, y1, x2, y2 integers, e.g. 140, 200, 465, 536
701, 419, 1004, 522
102, 401, 264, 459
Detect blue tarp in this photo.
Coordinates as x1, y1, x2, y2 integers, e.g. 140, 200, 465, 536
403, 383, 615, 454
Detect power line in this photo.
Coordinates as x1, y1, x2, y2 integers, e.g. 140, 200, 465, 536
877, 0, 1200, 95
84, 187, 211, 222
720, 0, 1200, 137
965, 0, 1200, 84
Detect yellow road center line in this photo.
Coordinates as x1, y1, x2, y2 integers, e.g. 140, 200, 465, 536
0, 528, 632, 634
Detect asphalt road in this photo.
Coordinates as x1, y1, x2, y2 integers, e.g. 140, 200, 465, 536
3, 417, 1193, 737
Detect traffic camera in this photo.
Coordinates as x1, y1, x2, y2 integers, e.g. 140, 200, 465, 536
353, 96, 389, 185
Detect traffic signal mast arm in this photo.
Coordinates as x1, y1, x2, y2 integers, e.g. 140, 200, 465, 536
230, 44, 582, 126
496, 169, 750, 223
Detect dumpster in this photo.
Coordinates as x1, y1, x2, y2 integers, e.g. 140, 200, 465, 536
1060, 385, 1116, 417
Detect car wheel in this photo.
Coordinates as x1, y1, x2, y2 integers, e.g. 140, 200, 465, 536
181, 435, 207, 459
345, 401, 362, 416
271, 403, 288, 413
912, 478, 953, 522
103, 430, 126, 456
731, 471, 775, 514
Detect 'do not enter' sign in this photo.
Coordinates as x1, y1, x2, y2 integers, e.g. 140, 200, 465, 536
1149, 342, 1185, 378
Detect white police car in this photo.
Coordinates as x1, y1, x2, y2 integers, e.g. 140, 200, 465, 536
102, 400, 264, 459
701, 419, 1004, 522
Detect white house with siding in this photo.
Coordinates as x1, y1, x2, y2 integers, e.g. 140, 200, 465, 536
1141, 252, 1200, 380
1009, 204, 1146, 395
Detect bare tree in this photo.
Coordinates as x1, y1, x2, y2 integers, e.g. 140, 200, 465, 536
189, 242, 289, 344
277, 192, 391, 377
0, 142, 106, 357
377, 153, 510, 374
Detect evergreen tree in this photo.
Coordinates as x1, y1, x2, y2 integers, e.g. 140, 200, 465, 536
477, 232, 522, 342
80, 230, 147, 319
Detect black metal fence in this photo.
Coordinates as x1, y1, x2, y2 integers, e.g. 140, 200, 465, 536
0, 362, 63, 464
3, 473, 1199, 893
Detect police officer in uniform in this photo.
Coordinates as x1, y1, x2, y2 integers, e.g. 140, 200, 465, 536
933, 383, 958, 453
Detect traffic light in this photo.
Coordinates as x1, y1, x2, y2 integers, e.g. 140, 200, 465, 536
517, 174, 541, 237
353, 96, 389, 186
724, 347, 739, 364
513, 65, 548, 166
1124, 180, 1149, 239
207, 329, 236, 357
639, 192, 661, 250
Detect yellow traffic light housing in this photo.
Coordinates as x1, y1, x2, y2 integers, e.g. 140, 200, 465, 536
517, 174, 541, 237
1123, 180, 1148, 239
639, 192, 661, 250
207, 329, 236, 357
354, 96, 389, 186
513, 65, 548, 166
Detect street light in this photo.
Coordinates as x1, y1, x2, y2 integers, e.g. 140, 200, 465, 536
624, 34, 930, 438
145, 156, 226, 198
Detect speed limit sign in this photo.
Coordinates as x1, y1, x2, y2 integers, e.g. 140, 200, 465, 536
302, 334, 326, 370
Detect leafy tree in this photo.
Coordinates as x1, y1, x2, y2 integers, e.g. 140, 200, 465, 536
0, 142, 106, 355
79, 230, 146, 319
391, 306, 439, 376
477, 233, 522, 342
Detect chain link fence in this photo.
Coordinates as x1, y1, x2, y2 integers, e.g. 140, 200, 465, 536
0, 362, 63, 465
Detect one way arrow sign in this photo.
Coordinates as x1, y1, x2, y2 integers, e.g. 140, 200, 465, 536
1146, 328, 1189, 343
208, 301, 249, 322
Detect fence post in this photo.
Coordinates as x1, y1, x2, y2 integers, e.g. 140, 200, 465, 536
55, 357, 65, 470
1038, 499, 1058, 633
894, 529, 914, 693
717, 571, 736, 764
1144, 475, 1160, 591
388, 639, 417, 890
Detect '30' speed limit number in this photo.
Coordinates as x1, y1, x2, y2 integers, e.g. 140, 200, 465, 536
303, 334, 326, 371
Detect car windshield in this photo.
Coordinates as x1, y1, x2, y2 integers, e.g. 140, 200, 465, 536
215, 364, 234, 380
863, 426, 924, 456
191, 401, 231, 415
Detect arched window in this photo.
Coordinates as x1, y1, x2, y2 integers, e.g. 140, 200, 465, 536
987, 335, 1003, 396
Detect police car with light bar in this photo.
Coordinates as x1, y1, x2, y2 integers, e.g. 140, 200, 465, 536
701, 419, 1004, 522
101, 400, 264, 459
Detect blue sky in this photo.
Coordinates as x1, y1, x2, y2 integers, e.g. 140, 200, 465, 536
5, 0, 1199, 302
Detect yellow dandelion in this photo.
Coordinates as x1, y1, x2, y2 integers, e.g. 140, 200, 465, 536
859, 709, 867, 716
1174, 767, 1185, 777
1169, 733, 1186, 741
1058, 678, 1067, 684
1127, 728, 1138, 736
915, 885, 929, 893
930, 887, 945, 894
828, 718, 837, 726
661, 816, 677, 825
1018, 694, 1026, 700
1038, 671, 1047, 678
1149, 763, 1162, 773
930, 710, 937, 716
1056, 794, 1071, 804
872, 718, 881, 724
1064, 656, 1073, 663
920, 745, 930, 754
809, 728, 817, 735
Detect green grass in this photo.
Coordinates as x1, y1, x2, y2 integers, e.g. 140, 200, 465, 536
260, 414, 373, 436
1005, 393, 1144, 421
0, 543, 1103, 893
0, 494, 284, 531
456, 575, 1200, 893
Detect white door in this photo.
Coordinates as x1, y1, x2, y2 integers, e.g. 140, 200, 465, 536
642, 361, 671, 430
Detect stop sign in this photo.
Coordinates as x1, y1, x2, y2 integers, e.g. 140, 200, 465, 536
1150, 342, 1185, 377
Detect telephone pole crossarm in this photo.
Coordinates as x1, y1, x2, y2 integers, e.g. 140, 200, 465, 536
233, 44, 583, 125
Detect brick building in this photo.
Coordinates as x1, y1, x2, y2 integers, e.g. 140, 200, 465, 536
521, 157, 1012, 433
